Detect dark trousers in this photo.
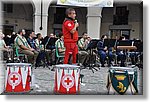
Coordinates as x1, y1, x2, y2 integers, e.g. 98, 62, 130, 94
98, 50, 113, 66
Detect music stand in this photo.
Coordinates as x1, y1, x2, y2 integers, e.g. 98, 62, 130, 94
86, 39, 100, 50
104, 39, 116, 48
117, 40, 132, 46
104, 39, 116, 66
86, 39, 101, 73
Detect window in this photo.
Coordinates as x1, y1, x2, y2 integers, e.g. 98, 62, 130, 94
116, 6, 127, 16
3, 3, 13, 13
113, 6, 129, 25
121, 30, 130, 39
54, 8, 66, 24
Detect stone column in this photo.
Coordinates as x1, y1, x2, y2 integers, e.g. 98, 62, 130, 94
0, 60, 4, 94
87, 7, 103, 39
33, 0, 51, 37
0, 0, 2, 30
0, 0, 4, 94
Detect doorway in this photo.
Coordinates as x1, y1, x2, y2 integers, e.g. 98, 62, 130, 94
3, 25, 14, 35
110, 29, 130, 39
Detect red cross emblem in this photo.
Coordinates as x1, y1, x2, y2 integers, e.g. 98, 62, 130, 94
62, 75, 74, 89
8, 72, 21, 86
65, 78, 72, 85
11, 75, 18, 83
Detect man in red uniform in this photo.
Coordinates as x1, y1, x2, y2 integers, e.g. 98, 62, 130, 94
62, 8, 79, 64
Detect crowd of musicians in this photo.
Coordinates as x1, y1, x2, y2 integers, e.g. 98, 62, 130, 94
0, 29, 143, 68
0, 8, 143, 69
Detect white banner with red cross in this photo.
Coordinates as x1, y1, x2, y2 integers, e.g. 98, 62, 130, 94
5, 63, 32, 92
54, 64, 80, 94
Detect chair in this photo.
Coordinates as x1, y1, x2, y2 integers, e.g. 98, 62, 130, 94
14, 44, 27, 63
55, 43, 64, 64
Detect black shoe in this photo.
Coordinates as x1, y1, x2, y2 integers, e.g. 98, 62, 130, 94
80, 74, 84, 78
51, 68, 55, 71
35, 63, 40, 67
6, 60, 12, 63
101, 64, 105, 67
80, 74, 84, 83
83, 63, 88, 67
108, 62, 112, 67
120, 63, 125, 67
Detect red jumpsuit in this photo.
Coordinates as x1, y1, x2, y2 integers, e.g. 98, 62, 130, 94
62, 19, 78, 64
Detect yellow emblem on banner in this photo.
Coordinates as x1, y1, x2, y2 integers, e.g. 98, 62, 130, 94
115, 75, 126, 81
117, 82, 126, 93
60, 0, 67, 3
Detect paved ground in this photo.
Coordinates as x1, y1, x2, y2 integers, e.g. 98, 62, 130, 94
29, 66, 109, 95
1, 63, 143, 95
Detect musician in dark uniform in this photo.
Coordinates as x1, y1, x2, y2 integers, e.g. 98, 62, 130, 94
42, 33, 57, 65
117, 36, 126, 67
97, 35, 113, 67
129, 39, 142, 65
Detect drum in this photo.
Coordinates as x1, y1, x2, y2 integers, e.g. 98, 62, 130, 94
5, 63, 32, 92
107, 67, 138, 95
54, 64, 80, 94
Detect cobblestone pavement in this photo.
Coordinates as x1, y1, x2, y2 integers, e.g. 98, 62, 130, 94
1, 64, 143, 95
